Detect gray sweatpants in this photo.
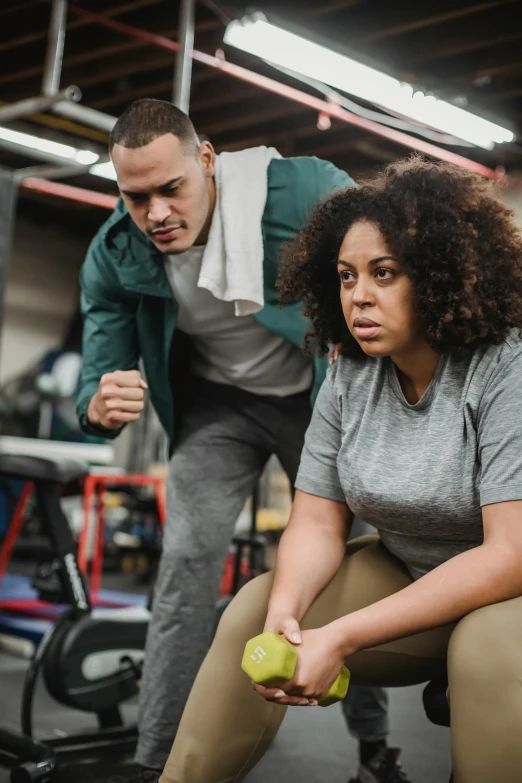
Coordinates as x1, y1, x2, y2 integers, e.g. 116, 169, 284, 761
136, 378, 388, 769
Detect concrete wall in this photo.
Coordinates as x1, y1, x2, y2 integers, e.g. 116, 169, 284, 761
0, 213, 90, 384
0, 205, 135, 467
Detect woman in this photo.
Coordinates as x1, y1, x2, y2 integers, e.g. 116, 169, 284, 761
159, 157, 522, 783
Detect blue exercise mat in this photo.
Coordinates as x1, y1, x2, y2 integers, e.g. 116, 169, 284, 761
0, 573, 148, 643
0, 612, 50, 644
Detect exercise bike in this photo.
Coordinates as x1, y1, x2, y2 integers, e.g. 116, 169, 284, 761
0, 451, 149, 782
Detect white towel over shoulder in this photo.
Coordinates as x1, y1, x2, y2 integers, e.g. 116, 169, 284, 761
198, 145, 282, 317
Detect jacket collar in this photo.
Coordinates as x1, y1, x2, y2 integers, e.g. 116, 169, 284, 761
102, 197, 173, 298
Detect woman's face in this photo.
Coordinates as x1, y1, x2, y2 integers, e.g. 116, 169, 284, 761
337, 221, 424, 359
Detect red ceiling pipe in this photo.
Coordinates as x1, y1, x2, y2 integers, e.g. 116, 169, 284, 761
68, 4, 503, 181
21, 177, 117, 209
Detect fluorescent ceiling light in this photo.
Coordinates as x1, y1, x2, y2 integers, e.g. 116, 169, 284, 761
89, 160, 117, 181
224, 14, 514, 150
0, 125, 118, 182
0, 126, 100, 165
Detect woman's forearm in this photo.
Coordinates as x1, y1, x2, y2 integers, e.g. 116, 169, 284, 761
331, 542, 522, 656
267, 492, 351, 622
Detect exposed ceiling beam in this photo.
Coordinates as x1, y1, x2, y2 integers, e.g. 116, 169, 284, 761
0, 98, 109, 143
60, 3, 503, 179
296, 133, 365, 158
196, 100, 307, 137
192, 81, 258, 112
414, 37, 522, 86
483, 86, 522, 103
88, 65, 218, 109
65, 52, 174, 92
0, 0, 165, 54
478, 60, 522, 80
90, 79, 173, 109
204, 108, 315, 144
359, 0, 516, 43
0, 16, 221, 91
419, 30, 522, 64
308, 0, 363, 15
465, 47, 522, 81
0, 1, 501, 180
214, 123, 331, 152
213, 122, 365, 161
351, 139, 399, 163
0, 36, 165, 88
258, 0, 362, 17
404, 4, 522, 63
64, 56, 224, 109
90, 76, 257, 114
50, 45, 301, 110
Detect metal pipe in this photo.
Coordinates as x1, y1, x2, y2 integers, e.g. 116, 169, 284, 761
197, 54, 503, 180
0, 86, 81, 124
0, 168, 18, 371
42, 0, 68, 96
173, 0, 196, 111
67, 4, 503, 181
51, 100, 116, 133
0, 137, 80, 167
20, 177, 117, 210
14, 162, 90, 181
68, 5, 181, 55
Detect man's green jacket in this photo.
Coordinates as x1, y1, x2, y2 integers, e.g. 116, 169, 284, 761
77, 156, 354, 450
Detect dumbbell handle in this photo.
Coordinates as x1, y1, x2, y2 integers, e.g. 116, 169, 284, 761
242, 631, 350, 707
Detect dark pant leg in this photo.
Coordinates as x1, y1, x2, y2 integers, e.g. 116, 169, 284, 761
270, 388, 312, 489
136, 381, 274, 769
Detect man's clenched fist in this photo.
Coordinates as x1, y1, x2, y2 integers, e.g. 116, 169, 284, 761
87, 370, 148, 430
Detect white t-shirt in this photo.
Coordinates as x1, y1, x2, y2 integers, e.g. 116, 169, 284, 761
164, 246, 313, 397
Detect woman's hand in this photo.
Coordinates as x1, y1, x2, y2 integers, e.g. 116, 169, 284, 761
253, 618, 347, 707
253, 612, 316, 706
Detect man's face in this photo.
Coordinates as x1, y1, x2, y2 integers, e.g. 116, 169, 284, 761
112, 133, 215, 254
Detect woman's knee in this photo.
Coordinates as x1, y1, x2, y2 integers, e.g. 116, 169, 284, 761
215, 571, 274, 646
448, 600, 522, 689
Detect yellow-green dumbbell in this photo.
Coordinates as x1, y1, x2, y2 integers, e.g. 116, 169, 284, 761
241, 631, 350, 707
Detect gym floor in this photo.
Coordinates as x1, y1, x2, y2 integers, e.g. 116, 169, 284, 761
0, 568, 451, 783
0, 659, 451, 783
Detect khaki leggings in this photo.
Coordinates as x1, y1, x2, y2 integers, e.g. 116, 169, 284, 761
160, 537, 522, 783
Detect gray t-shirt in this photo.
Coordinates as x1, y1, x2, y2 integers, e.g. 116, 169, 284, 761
295, 330, 522, 579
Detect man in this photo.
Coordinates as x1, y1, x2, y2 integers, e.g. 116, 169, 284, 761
77, 98, 408, 783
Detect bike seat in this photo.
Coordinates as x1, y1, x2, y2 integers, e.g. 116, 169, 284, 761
0, 453, 89, 484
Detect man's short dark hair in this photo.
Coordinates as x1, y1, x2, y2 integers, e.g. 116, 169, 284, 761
109, 98, 199, 154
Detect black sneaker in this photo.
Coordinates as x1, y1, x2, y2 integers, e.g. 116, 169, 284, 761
348, 747, 412, 783
109, 768, 161, 783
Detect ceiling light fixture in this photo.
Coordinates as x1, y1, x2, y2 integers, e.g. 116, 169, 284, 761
0, 126, 100, 165
0, 125, 120, 182
89, 160, 117, 181
223, 13, 514, 150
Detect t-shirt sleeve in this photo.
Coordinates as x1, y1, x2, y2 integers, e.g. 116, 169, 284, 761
295, 366, 346, 502
478, 350, 522, 506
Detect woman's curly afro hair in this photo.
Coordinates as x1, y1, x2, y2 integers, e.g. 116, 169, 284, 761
278, 155, 522, 357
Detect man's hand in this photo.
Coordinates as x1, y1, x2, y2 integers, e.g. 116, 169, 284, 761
87, 370, 148, 430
